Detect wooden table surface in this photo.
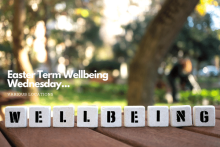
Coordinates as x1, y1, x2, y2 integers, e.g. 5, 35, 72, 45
0, 106, 220, 147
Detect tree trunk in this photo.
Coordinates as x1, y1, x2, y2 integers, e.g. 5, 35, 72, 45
127, 0, 199, 107
43, 1, 53, 74
12, 0, 39, 103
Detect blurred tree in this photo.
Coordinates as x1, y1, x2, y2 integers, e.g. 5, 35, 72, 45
50, 1, 103, 70
113, 16, 152, 63
169, 13, 220, 73
127, 0, 199, 106
0, 0, 14, 71
0, 0, 103, 100
195, 0, 219, 16
24, 0, 65, 72
12, 0, 38, 102
115, 4, 220, 74
85, 60, 120, 72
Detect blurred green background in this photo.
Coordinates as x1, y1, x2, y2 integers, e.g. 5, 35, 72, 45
0, 0, 220, 118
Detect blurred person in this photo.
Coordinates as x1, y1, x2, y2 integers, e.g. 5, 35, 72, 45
167, 58, 193, 102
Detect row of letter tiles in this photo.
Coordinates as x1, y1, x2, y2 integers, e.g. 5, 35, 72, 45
5, 105, 215, 128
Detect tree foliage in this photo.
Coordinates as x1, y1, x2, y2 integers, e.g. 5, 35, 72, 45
113, 8, 220, 67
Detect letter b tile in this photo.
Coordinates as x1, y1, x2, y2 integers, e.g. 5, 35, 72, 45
5, 106, 27, 128
124, 106, 145, 127
101, 106, 121, 127
29, 106, 51, 127
193, 106, 215, 126
170, 105, 192, 127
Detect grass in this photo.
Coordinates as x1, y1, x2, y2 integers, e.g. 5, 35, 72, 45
23, 81, 185, 113
197, 76, 219, 83
24, 82, 127, 113
1, 79, 192, 114
155, 103, 185, 107
24, 90, 184, 114
39, 91, 127, 112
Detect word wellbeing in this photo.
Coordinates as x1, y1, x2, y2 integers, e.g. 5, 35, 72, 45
5, 105, 215, 128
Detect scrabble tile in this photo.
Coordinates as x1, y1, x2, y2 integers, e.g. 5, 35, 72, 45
101, 106, 122, 127
193, 106, 215, 127
77, 106, 98, 127
147, 106, 169, 127
53, 106, 75, 127
124, 106, 145, 127
5, 106, 27, 128
170, 105, 192, 127
29, 106, 51, 127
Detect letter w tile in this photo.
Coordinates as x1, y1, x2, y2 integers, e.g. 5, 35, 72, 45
9, 112, 20, 123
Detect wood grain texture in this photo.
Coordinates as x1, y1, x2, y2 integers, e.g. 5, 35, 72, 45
215, 106, 220, 110
0, 119, 130, 147
183, 119, 220, 138
182, 109, 220, 138
0, 121, 25, 147
0, 131, 11, 147
95, 124, 220, 147
215, 110, 220, 119
94, 112, 220, 147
